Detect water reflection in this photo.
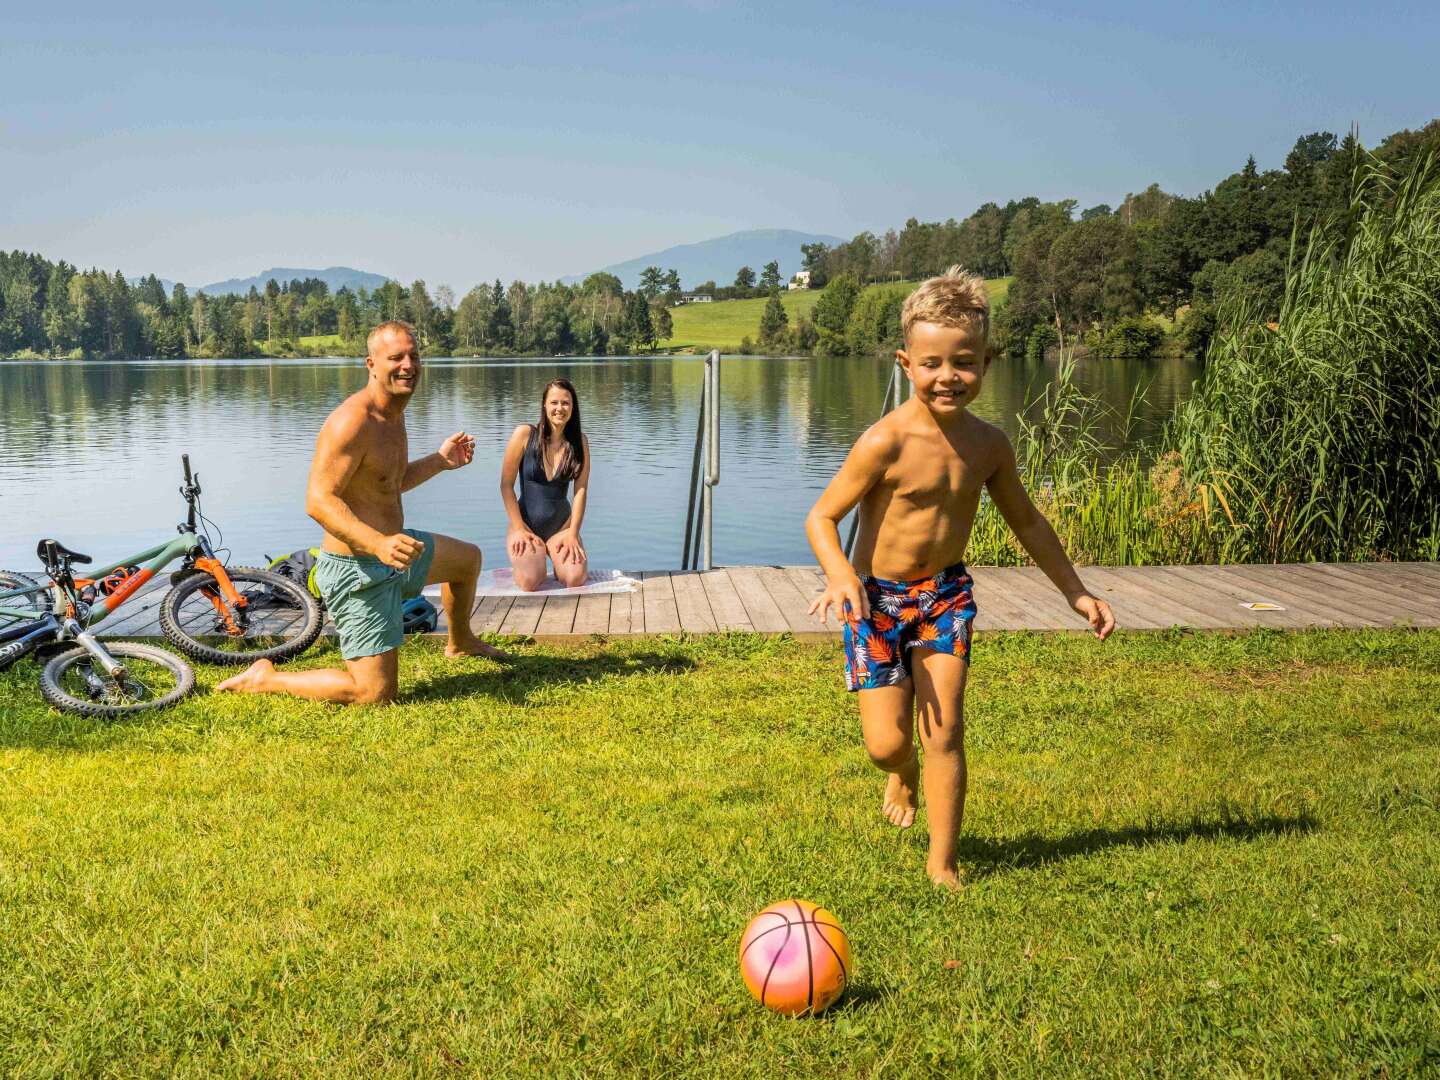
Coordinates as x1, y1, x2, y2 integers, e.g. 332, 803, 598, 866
0, 353, 1199, 569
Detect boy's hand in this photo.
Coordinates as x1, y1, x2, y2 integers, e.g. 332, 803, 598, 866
809, 574, 869, 625
1071, 593, 1115, 639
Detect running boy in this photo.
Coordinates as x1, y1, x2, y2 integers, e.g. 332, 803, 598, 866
806, 267, 1114, 889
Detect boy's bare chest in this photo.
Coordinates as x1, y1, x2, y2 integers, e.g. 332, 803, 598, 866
885, 442, 989, 507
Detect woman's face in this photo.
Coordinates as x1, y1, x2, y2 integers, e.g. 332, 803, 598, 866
544, 386, 574, 429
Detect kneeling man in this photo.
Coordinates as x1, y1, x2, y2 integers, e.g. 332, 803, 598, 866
219, 320, 505, 703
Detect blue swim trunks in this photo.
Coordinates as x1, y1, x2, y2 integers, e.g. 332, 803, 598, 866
842, 562, 977, 691
313, 529, 436, 661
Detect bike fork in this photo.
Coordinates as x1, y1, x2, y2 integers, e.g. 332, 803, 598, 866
63, 618, 127, 680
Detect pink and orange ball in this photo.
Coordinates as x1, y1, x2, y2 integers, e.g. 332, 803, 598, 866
739, 899, 851, 1015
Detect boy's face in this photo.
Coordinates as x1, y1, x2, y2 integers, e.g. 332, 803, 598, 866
897, 321, 990, 417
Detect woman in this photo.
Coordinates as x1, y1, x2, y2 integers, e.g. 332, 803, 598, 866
501, 378, 591, 591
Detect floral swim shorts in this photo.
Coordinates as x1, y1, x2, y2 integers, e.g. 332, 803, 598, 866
842, 562, 977, 691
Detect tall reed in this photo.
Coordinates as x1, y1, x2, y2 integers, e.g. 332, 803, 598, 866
1169, 151, 1440, 562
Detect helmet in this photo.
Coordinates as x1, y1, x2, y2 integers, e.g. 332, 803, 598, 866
401, 595, 438, 634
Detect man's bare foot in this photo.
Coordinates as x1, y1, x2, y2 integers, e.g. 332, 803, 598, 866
445, 635, 511, 661
928, 865, 965, 892
882, 754, 919, 828
216, 658, 274, 693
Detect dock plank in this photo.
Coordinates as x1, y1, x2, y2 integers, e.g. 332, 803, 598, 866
499, 595, 545, 637
608, 580, 642, 635
726, 566, 790, 633
755, 566, 824, 634
669, 572, 718, 634
472, 595, 514, 635
572, 593, 612, 636
700, 570, 753, 631
640, 571, 681, 634
1284, 564, 1440, 626
1082, 566, 1230, 629
535, 595, 579, 636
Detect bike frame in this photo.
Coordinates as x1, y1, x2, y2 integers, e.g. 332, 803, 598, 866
0, 531, 246, 629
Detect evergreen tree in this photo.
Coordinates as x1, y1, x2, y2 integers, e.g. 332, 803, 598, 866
760, 261, 782, 291
758, 289, 788, 347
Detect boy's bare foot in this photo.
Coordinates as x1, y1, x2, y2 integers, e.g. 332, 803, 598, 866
445, 635, 511, 661
928, 865, 965, 892
882, 754, 920, 828
216, 658, 273, 693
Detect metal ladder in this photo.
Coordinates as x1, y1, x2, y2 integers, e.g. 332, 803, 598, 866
681, 350, 721, 571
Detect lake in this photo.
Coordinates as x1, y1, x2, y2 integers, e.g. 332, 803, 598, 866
0, 352, 1200, 571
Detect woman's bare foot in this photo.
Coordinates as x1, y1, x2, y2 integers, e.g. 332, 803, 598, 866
882, 753, 920, 828
445, 634, 511, 661
215, 658, 274, 693
928, 864, 965, 891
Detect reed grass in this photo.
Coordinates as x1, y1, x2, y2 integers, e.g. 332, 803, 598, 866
971, 151, 1440, 568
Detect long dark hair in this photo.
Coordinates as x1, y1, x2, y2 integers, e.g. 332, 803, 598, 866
527, 378, 584, 481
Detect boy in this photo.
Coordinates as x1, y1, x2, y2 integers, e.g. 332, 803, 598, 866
806, 267, 1114, 889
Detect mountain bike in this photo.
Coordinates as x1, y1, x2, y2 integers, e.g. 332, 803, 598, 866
0, 540, 195, 716
0, 455, 323, 665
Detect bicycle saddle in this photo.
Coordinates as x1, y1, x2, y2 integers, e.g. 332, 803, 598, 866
36, 539, 92, 566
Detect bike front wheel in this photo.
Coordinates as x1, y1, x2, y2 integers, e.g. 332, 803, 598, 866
159, 566, 323, 665
39, 642, 195, 717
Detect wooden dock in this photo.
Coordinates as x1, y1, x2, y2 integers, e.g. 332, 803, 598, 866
11, 562, 1437, 641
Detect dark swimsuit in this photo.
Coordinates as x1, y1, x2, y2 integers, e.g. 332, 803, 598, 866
518, 426, 573, 542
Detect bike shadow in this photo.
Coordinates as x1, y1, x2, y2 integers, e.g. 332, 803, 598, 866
956, 812, 1316, 878
406, 646, 697, 705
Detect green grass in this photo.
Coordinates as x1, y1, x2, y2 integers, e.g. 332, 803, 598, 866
2, 629, 1437, 1076
666, 278, 1012, 352
258, 334, 351, 357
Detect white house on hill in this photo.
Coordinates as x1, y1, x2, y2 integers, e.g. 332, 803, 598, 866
788, 270, 812, 291
678, 293, 713, 304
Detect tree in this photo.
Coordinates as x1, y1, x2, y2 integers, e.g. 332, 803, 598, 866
651, 301, 673, 344
638, 266, 665, 300
624, 291, 655, 352
733, 266, 756, 291
800, 242, 830, 287
1081, 204, 1113, 221
812, 274, 861, 356
1046, 217, 1141, 334
758, 289, 788, 347
661, 268, 681, 301
487, 280, 513, 349
760, 261, 782, 291
335, 288, 361, 344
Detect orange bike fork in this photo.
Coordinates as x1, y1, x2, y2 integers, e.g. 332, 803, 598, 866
194, 558, 247, 634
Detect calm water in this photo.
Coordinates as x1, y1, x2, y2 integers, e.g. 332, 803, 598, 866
0, 353, 1199, 570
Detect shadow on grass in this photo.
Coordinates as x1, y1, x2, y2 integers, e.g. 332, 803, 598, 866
408, 649, 697, 704
959, 812, 1317, 877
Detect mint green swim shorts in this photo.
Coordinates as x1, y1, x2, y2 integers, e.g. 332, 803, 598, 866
314, 529, 436, 661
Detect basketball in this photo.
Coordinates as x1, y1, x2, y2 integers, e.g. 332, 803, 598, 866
738, 899, 850, 1015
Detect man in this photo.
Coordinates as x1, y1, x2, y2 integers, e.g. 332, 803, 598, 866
218, 320, 505, 703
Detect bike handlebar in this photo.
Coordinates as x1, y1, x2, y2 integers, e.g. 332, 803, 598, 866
182, 454, 193, 484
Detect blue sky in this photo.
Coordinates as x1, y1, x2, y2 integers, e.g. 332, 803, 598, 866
3, 0, 1434, 291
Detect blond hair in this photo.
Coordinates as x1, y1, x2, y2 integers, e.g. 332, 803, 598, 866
900, 266, 989, 343
366, 319, 417, 356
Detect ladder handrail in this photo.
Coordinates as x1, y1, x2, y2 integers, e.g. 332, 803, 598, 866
843, 360, 905, 559
681, 350, 721, 571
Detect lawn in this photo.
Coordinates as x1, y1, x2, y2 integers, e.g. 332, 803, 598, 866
665, 278, 1012, 353
1, 629, 1436, 1076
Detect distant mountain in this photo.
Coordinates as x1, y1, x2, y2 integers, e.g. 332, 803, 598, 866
198, 266, 392, 296
561, 229, 845, 291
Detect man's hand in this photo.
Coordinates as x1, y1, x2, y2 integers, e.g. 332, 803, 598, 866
809, 573, 869, 625
552, 530, 586, 565
508, 528, 544, 558
376, 532, 425, 571
1071, 593, 1115, 639
438, 432, 475, 470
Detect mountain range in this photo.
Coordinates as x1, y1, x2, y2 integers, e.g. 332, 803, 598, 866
560, 228, 844, 290
197, 266, 392, 296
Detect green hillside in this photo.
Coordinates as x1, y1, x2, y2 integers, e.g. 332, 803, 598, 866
665, 277, 1011, 352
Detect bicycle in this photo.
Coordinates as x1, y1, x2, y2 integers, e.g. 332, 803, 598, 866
0, 455, 323, 666
0, 540, 195, 716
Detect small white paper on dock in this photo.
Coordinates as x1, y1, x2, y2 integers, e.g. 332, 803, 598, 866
425, 568, 639, 598
1239, 601, 1286, 611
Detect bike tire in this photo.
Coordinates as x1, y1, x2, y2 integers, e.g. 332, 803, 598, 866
0, 571, 46, 632
39, 642, 195, 717
159, 566, 323, 665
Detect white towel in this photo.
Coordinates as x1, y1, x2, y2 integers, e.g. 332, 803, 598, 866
424, 568, 640, 599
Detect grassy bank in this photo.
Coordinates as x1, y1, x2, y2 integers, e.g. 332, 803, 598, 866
665, 278, 1011, 353
2, 630, 1437, 1076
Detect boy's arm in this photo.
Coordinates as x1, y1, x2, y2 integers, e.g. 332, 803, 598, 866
984, 434, 1115, 639
804, 430, 893, 623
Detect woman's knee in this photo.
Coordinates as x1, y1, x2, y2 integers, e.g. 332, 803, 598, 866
556, 560, 588, 587
513, 564, 546, 591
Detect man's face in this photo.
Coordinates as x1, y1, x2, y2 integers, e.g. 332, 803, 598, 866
367, 328, 420, 397
898, 321, 990, 416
